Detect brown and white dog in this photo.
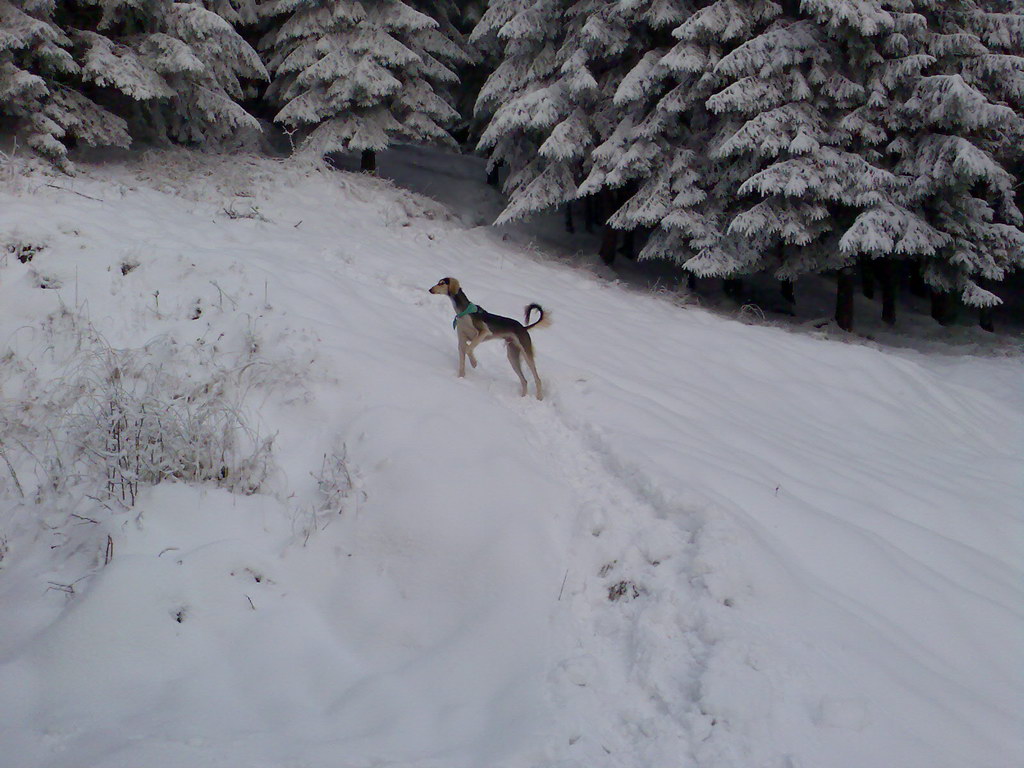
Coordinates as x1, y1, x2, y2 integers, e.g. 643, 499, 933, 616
429, 277, 550, 400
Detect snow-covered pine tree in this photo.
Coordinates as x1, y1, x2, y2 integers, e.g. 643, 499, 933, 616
830, 1, 1024, 327
555, 1, 702, 264
403, 1, 483, 147
471, 0, 575, 217
827, 4, 942, 324
892, 1, 1024, 320
0, 0, 129, 164
166, 2, 269, 142
196, 0, 275, 129
407, 0, 480, 145
686, 1, 911, 330
67, 0, 266, 146
475, 0, 685, 266
263, 0, 469, 169
200, 0, 266, 29
579, 1, 750, 273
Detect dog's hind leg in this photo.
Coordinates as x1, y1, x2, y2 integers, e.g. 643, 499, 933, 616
506, 341, 529, 397
520, 334, 544, 401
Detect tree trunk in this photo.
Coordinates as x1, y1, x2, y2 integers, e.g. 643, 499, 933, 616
619, 228, 636, 259
835, 267, 855, 331
930, 290, 953, 325
360, 149, 376, 173
907, 259, 928, 298
486, 159, 502, 187
979, 307, 995, 332
564, 202, 575, 233
597, 188, 614, 225
687, 272, 697, 291
584, 195, 596, 233
780, 279, 795, 304
599, 224, 618, 266
858, 256, 875, 299
878, 258, 897, 326
723, 277, 743, 300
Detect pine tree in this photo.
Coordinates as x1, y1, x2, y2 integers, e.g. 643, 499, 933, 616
263, 0, 469, 167
200, 0, 266, 28
0, 0, 129, 164
898, 1, 1024, 314
471, 0, 573, 217
573, 0, 1023, 327
602, 0, 1023, 329
475, 0, 691, 267
1, 0, 266, 163
581, 1, 742, 270
692, 2, 906, 322
829, 4, 940, 324
408, 0, 480, 145
830, 1, 1024, 324
70, 0, 267, 145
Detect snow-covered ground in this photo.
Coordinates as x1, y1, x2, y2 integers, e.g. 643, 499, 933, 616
0, 148, 1021, 768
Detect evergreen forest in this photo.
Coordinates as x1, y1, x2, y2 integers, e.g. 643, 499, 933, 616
2, 0, 1022, 330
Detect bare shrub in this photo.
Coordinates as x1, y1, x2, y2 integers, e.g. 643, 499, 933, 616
2, 309, 279, 506
314, 444, 353, 515
294, 442, 361, 545
650, 279, 700, 309
0, 142, 29, 193
132, 148, 325, 203
738, 303, 766, 324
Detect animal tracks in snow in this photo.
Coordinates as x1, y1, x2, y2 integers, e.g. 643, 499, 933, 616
507, 395, 720, 765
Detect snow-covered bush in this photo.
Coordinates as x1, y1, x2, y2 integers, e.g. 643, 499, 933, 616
130, 147, 326, 203
292, 441, 360, 545
0, 141, 44, 193
0, 308, 279, 507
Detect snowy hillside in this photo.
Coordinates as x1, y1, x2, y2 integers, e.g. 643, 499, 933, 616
0, 149, 1021, 768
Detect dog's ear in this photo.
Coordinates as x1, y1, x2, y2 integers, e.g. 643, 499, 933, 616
446, 278, 460, 294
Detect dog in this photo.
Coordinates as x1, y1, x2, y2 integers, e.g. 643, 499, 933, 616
429, 277, 550, 400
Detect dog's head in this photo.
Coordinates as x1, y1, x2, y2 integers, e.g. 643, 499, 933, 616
429, 277, 460, 295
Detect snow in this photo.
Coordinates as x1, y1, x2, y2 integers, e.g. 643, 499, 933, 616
0, 146, 1021, 768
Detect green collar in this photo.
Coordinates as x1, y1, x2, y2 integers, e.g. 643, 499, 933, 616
453, 303, 480, 328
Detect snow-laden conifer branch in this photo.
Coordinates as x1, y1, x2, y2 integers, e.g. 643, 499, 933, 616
263, 0, 468, 158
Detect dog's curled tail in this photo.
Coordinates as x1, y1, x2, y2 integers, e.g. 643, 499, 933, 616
524, 303, 551, 330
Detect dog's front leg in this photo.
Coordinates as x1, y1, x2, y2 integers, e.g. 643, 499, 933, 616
457, 330, 469, 377
460, 334, 478, 369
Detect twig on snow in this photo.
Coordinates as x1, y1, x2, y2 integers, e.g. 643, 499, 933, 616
45, 184, 103, 202
0, 441, 24, 498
